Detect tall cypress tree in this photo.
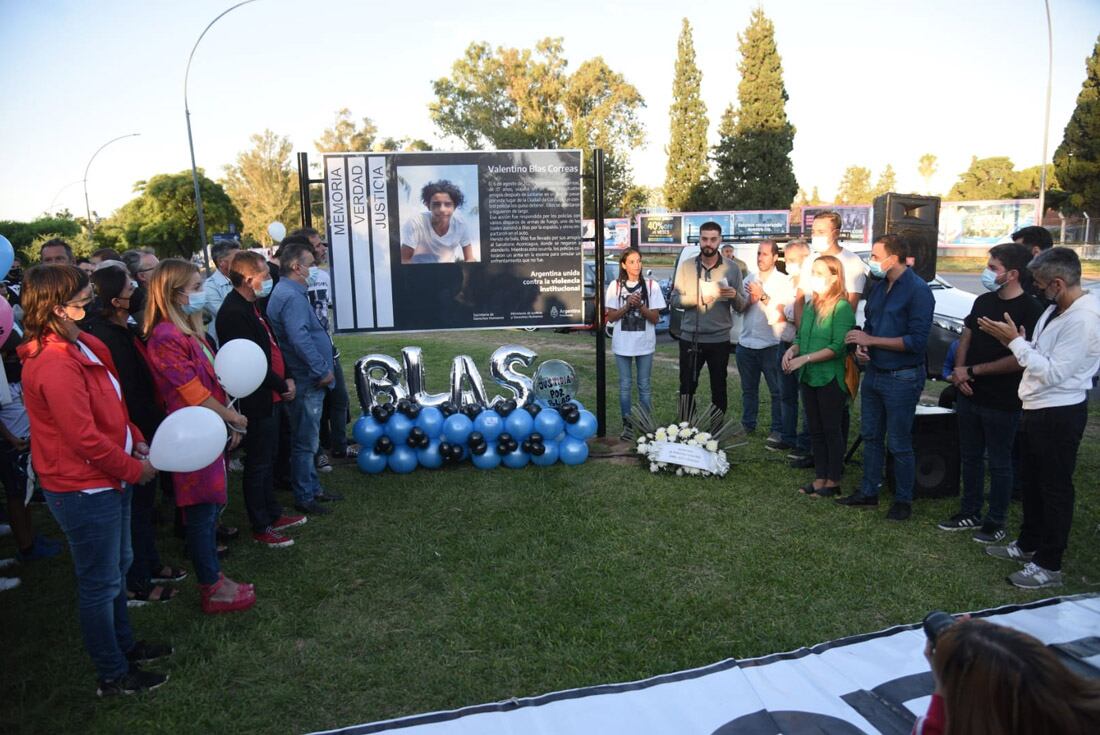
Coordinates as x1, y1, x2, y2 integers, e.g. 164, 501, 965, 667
664, 19, 709, 211
710, 7, 797, 210
1054, 34, 1100, 215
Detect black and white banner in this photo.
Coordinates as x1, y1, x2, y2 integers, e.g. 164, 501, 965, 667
309, 594, 1100, 735
324, 150, 584, 333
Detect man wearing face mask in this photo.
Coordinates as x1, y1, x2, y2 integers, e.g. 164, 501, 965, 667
840, 233, 934, 521
1011, 225, 1054, 307
937, 244, 1042, 542
978, 247, 1100, 589
265, 243, 341, 516
202, 240, 239, 347
216, 252, 304, 546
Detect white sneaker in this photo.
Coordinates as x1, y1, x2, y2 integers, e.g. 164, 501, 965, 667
0, 557, 15, 570
0, 522, 11, 537
228, 458, 244, 473
1008, 562, 1063, 589
0, 576, 21, 592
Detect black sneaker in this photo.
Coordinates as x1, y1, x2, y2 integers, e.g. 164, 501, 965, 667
97, 667, 168, 697
765, 438, 793, 452
937, 513, 980, 531
126, 640, 173, 664
294, 501, 332, 516
886, 502, 912, 521
836, 493, 879, 507
788, 454, 814, 469
315, 490, 343, 502
972, 523, 1007, 544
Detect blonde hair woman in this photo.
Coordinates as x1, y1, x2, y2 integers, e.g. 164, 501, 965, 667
781, 255, 854, 498
143, 259, 254, 614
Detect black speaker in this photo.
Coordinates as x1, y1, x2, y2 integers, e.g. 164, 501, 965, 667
886, 406, 959, 499
872, 193, 940, 282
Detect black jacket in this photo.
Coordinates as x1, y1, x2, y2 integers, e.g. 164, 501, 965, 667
214, 288, 289, 418
78, 312, 164, 438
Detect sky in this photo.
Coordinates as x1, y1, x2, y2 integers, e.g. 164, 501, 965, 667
1, 0, 1098, 223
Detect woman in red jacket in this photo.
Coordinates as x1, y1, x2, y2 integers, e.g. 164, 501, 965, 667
143, 258, 254, 614
19, 265, 168, 696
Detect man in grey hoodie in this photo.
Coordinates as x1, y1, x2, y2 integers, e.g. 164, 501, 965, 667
671, 221, 746, 418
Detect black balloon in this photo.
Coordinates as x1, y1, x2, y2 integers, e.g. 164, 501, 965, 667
449, 444, 465, 461
472, 442, 487, 456
375, 436, 395, 455
468, 431, 484, 447
440, 401, 457, 417
396, 398, 411, 412
523, 403, 542, 418
495, 399, 516, 417
521, 439, 532, 453
406, 404, 421, 419
371, 405, 388, 423
462, 404, 482, 421
530, 442, 546, 456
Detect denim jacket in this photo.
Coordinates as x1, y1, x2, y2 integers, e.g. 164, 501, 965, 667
266, 278, 334, 386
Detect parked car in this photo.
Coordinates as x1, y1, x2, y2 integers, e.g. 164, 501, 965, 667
667, 245, 976, 378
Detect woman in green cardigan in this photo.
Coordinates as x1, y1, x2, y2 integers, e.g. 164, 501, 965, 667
781, 255, 855, 498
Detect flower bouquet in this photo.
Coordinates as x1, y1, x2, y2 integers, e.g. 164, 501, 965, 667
630, 402, 742, 478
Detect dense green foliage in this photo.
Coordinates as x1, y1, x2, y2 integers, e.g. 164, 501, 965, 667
1054, 35, 1100, 215
664, 19, 709, 211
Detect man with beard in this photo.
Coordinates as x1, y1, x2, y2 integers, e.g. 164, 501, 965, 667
671, 221, 745, 419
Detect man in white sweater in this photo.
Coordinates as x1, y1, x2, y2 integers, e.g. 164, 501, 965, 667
977, 247, 1100, 589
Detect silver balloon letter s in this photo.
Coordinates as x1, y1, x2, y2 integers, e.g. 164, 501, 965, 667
354, 354, 407, 414
489, 345, 537, 406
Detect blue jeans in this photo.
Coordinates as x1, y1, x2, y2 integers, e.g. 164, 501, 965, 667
956, 394, 1019, 526
859, 365, 925, 502
287, 382, 326, 506
778, 342, 810, 451
184, 502, 220, 585
615, 353, 654, 423
736, 344, 782, 433
44, 486, 134, 681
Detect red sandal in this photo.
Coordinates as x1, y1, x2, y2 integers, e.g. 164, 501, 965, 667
200, 576, 256, 614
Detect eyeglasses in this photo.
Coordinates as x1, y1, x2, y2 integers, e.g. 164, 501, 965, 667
65, 297, 94, 309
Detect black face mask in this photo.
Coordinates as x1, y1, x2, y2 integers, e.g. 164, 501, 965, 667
128, 284, 146, 315
8, 269, 22, 283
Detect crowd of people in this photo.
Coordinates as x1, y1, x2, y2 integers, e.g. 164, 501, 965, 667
0, 229, 355, 695
620, 212, 1098, 585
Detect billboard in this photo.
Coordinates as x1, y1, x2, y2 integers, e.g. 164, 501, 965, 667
581, 217, 631, 251
638, 210, 789, 246
733, 210, 789, 239
938, 199, 1038, 245
324, 150, 584, 332
801, 206, 872, 243
639, 214, 682, 244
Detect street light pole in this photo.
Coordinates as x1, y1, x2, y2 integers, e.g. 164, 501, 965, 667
1038, 0, 1053, 225
184, 0, 259, 273
83, 133, 140, 236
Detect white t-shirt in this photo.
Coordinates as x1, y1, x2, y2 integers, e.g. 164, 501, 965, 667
76, 339, 133, 494
806, 246, 868, 302
605, 279, 666, 357
401, 211, 471, 263
740, 269, 794, 349
0, 382, 30, 438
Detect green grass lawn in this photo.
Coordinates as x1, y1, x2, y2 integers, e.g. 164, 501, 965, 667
4, 329, 1099, 734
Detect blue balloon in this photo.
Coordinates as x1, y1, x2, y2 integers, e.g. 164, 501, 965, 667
472, 410, 504, 441
471, 445, 501, 470
566, 410, 597, 440
533, 408, 564, 438
443, 413, 474, 444
502, 447, 529, 469
503, 410, 534, 442
385, 413, 414, 443
353, 416, 385, 448
559, 436, 589, 465
530, 440, 559, 466
0, 235, 13, 281
415, 406, 445, 439
416, 439, 444, 469
387, 445, 418, 474
357, 450, 388, 474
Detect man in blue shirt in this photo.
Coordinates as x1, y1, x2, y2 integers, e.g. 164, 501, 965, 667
839, 233, 934, 520
266, 242, 342, 515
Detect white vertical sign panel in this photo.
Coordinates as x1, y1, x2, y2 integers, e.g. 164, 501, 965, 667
325, 155, 356, 330
346, 155, 375, 329
369, 155, 394, 328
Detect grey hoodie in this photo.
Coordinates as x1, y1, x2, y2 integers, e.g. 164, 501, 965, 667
671, 255, 744, 343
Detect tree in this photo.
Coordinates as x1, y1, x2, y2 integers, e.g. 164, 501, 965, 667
222, 130, 301, 246
1054, 34, 1100, 215
0, 213, 82, 261
871, 164, 897, 198
835, 166, 873, 204
918, 153, 938, 194
664, 19, 709, 211
709, 8, 798, 211
96, 171, 241, 259
948, 156, 1018, 200
809, 186, 822, 205
430, 39, 645, 217
316, 108, 379, 152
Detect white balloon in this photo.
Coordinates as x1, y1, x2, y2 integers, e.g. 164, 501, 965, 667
214, 339, 267, 398
267, 221, 287, 242
149, 406, 226, 472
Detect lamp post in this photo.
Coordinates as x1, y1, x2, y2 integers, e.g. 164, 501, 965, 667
184, 0, 259, 273
83, 133, 140, 236
1037, 0, 1053, 225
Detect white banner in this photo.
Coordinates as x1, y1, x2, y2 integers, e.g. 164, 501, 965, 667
309, 595, 1100, 735
651, 441, 719, 473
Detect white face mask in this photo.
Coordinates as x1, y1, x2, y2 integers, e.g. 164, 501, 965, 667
809, 276, 829, 295
810, 236, 829, 253
786, 262, 801, 277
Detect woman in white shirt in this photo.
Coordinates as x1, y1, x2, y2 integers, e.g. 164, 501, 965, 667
604, 248, 666, 439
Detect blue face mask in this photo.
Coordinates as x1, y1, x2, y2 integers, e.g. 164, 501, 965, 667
255, 278, 273, 298
867, 260, 885, 279
980, 268, 1004, 292
181, 290, 206, 315
308, 265, 319, 282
